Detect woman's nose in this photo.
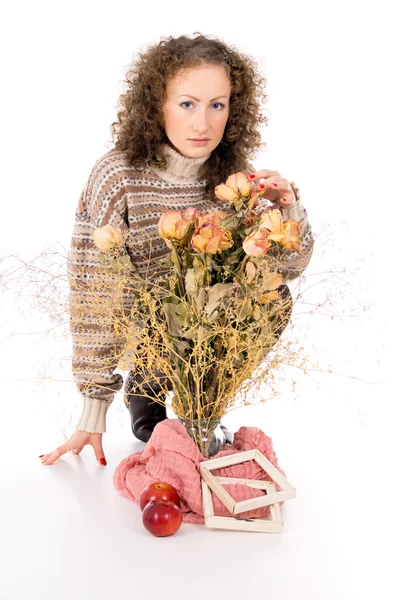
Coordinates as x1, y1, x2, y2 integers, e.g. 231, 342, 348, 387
192, 109, 209, 133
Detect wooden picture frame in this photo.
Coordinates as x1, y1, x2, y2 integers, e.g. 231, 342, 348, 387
199, 449, 296, 533
201, 479, 283, 533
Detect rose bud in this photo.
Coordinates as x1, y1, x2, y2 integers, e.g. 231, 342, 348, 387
214, 183, 239, 203
225, 172, 254, 198
259, 209, 300, 251
182, 207, 198, 222
259, 208, 284, 233
93, 224, 124, 252
278, 220, 300, 252
195, 211, 230, 229
158, 209, 196, 248
242, 229, 271, 257
191, 224, 233, 254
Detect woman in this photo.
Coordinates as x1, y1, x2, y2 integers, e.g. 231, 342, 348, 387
39, 33, 313, 466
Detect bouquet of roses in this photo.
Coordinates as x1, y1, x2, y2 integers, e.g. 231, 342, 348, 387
92, 172, 301, 438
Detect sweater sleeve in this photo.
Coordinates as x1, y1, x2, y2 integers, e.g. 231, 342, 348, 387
276, 185, 314, 282
247, 164, 314, 282
67, 153, 133, 433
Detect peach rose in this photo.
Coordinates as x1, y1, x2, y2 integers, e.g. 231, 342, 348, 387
93, 224, 124, 252
214, 172, 254, 203
195, 210, 230, 229
214, 184, 239, 203
158, 208, 198, 248
191, 224, 233, 254
259, 209, 300, 252
242, 229, 271, 257
225, 172, 254, 198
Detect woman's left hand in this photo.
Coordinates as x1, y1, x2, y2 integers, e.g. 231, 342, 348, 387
248, 170, 296, 208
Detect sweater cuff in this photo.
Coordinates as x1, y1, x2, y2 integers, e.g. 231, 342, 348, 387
281, 198, 306, 223
76, 397, 112, 433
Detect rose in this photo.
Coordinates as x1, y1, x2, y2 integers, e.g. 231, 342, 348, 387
214, 172, 253, 202
195, 210, 230, 228
191, 223, 234, 254
225, 172, 254, 198
158, 208, 198, 248
93, 224, 124, 252
214, 184, 239, 203
242, 229, 272, 257
259, 209, 300, 252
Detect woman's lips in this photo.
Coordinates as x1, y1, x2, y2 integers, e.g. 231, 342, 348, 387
189, 139, 209, 145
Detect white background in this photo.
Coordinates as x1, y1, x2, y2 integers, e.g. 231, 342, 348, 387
0, 1, 396, 599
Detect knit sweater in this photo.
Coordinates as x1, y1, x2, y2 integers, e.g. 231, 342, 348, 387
68, 143, 314, 433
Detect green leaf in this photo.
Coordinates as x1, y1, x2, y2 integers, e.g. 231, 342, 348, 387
221, 215, 240, 230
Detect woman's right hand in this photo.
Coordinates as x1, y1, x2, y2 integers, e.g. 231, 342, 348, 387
39, 429, 107, 466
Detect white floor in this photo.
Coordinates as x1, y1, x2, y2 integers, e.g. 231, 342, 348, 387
0, 365, 395, 600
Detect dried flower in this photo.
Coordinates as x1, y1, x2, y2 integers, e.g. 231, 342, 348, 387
214, 184, 239, 203
195, 211, 230, 228
259, 209, 300, 252
214, 172, 253, 203
225, 172, 254, 198
158, 208, 198, 248
93, 224, 124, 252
191, 224, 233, 254
242, 229, 271, 257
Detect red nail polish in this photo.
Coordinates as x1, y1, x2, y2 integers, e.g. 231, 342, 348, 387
39, 455, 44, 458
259, 184, 265, 189
272, 183, 278, 187
249, 174, 255, 179
100, 458, 107, 466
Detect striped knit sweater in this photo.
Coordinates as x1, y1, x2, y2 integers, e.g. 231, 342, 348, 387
68, 143, 314, 433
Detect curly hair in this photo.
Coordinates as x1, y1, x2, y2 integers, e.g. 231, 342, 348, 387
109, 32, 268, 196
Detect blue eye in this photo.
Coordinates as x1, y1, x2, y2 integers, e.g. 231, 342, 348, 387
179, 101, 225, 109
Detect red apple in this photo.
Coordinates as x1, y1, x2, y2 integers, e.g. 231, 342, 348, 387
139, 481, 181, 511
142, 500, 183, 537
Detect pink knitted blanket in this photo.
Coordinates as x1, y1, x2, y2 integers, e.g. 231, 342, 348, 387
113, 419, 287, 524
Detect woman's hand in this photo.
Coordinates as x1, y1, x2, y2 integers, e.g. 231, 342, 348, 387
39, 429, 107, 466
248, 170, 296, 208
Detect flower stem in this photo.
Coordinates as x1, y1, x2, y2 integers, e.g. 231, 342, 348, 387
205, 336, 224, 418
236, 254, 250, 283
171, 246, 185, 297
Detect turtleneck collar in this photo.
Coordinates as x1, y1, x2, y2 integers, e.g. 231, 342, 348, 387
149, 143, 211, 184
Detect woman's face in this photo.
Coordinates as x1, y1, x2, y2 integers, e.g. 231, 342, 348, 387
162, 64, 231, 158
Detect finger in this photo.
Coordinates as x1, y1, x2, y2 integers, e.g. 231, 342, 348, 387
252, 175, 285, 201
248, 169, 280, 181
71, 448, 83, 455
278, 195, 296, 208
41, 442, 69, 465
255, 177, 296, 206
91, 437, 107, 466
252, 175, 286, 192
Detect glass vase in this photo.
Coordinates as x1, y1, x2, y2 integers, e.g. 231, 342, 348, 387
179, 417, 226, 458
